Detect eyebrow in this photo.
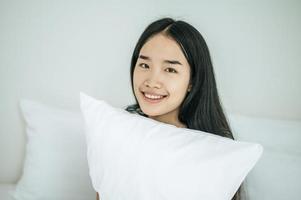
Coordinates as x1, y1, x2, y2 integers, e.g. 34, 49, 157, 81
138, 55, 183, 65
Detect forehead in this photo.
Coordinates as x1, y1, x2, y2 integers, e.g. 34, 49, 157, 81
139, 34, 188, 64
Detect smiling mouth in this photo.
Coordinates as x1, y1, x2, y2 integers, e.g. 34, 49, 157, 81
141, 91, 168, 103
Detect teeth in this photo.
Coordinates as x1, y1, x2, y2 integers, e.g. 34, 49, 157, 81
144, 93, 164, 99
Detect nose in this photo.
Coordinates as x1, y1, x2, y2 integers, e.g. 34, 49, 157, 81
144, 71, 162, 89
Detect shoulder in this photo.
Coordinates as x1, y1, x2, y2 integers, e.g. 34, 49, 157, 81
125, 104, 147, 117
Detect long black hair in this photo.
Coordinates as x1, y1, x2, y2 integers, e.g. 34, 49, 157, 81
126, 17, 245, 200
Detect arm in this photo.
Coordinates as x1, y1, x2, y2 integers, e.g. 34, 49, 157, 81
96, 192, 100, 200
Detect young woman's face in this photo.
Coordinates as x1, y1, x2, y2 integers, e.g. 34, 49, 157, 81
133, 33, 191, 119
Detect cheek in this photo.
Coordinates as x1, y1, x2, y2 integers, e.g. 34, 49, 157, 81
133, 69, 143, 93
133, 69, 139, 85
167, 76, 190, 95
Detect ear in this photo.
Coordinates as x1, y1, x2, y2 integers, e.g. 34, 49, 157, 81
187, 84, 192, 92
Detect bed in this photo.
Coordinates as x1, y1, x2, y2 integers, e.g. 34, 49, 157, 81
0, 98, 300, 200
0, 184, 15, 200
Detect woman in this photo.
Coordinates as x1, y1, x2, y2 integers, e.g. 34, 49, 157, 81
97, 17, 245, 200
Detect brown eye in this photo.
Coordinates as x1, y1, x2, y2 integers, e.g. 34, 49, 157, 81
165, 68, 177, 73
139, 63, 149, 69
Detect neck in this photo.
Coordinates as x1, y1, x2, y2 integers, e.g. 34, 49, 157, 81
149, 110, 187, 128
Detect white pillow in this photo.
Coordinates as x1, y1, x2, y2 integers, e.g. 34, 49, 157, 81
12, 99, 95, 200
80, 92, 264, 200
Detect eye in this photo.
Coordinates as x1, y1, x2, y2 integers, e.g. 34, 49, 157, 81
138, 63, 149, 69
165, 67, 177, 73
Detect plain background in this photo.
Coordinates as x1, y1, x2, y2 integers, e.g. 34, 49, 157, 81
0, 0, 300, 183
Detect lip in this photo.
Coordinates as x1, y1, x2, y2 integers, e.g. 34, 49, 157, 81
140, 91, 168, 104
141, 90, 167, 96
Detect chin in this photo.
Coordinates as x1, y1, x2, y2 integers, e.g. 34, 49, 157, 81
139, 105, 163, 117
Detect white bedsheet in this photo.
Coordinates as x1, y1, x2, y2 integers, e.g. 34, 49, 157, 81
0, 184, 15, 200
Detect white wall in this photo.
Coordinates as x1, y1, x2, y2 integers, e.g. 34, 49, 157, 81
0, 0, 300, 183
